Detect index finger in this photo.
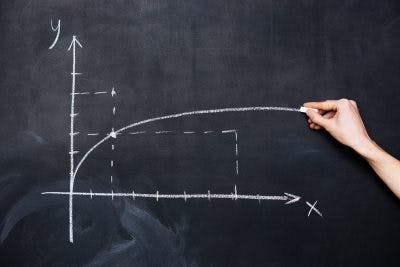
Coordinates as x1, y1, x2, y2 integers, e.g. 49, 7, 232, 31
303, 100, 338, 111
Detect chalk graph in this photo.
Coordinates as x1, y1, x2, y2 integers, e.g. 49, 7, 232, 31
42, 30, 323, 243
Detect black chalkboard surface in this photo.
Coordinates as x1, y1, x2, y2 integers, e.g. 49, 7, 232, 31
1, 1, 399, 266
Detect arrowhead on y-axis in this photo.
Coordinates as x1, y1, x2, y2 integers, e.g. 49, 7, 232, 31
68, 35, 83, 51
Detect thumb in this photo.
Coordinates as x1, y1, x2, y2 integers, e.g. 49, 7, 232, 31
306, 110, 330, 129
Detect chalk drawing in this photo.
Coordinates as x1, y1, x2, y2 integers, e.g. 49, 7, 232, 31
67, 35, 82, 243
93, 91, 107, 95
62, 106, 306, 242
45, 32, 322, 243
49, 19, 60, 49
306, 201, 323, 218
111, 87, 116, 184
42, 185, 301, 203
222, 129, 239, 175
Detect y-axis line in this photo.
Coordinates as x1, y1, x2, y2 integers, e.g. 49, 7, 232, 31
67, 35, 82, 243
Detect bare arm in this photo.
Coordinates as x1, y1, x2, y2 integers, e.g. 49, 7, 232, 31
304, 99, 400, 199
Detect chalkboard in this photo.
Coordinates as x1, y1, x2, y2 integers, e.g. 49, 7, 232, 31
1, 1, 399, 266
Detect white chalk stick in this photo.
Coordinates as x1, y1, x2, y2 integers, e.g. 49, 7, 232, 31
299, 106, 318, 113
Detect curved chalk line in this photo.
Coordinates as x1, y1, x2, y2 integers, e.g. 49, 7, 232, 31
67, 106, 301, 242
72, 106, 300, 179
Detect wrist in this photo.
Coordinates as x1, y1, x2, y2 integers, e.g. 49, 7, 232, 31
352, 138, 380, 160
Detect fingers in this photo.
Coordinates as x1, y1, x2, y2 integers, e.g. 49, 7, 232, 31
322, 110, 335, 119
308, 112, 332, 128
303, 100, 338, 111
306, 109, 330, 129
309, 123, 322, 130
308, 110, 335, 130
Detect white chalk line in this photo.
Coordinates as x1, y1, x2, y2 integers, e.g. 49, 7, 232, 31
130, 131, 147, 135
49, 19, 60, 49
155, 130, 172, 134
73, 106, 301, 184
43, 192, 287, 200
67, 35, 82, 243
306, 201, 323, 217
111, 88, 116, 184
67, 106, 301, 243
221, 129, 236, 133
235, 160, 239, 175
235, 131, 239, 175
42, 187, 301, 203
73, 92, 90, 95
73, 90, 118, 96
222, 130, 239, 175
106, 128, 240, 178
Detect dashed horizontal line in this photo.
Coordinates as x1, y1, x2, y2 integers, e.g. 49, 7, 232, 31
86, 129, 239, 137
221, 129, 237, 133
72, 92, 90, 95
129, 131, 147, 135
155, 130, 172, 134
71, 91, 113, 96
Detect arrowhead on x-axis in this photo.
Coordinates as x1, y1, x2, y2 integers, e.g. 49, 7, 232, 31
284, 192, 301, 205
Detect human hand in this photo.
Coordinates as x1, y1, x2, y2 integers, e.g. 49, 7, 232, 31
304, 99, 374, 155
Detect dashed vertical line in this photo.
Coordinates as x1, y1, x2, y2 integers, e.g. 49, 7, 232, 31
110, 87, 117, 184
222, 129, 239, 176
234, 131, 239, 176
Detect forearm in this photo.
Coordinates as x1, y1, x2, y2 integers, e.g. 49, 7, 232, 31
355, 140, 400, 199
304, 99, 400, 199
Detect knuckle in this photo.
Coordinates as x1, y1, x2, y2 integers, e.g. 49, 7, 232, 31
339, 98, 351, 107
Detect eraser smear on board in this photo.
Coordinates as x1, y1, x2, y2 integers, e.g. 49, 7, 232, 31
299, 106, 318, 113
